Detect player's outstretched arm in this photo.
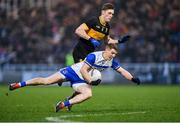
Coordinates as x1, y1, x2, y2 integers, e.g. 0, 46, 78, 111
107, 34, 131, 44
107, 36, 118, 44
116, 67, 141, 85
117, 67, 133, 80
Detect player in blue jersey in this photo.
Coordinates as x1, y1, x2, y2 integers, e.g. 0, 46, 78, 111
9, 44, 140, 112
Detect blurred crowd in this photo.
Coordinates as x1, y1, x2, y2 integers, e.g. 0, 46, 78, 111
0, 0, 179, 65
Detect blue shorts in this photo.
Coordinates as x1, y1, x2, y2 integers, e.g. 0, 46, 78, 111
59, 66, 86, 85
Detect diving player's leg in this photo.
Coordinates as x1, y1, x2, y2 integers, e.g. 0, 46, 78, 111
62, 48, 84, 110
62, 46, 90, 110
9, 72, 66, 91
57, 47, 83, 87
70, 83, 92, 104
65, 91, 80, 111
55, 83, 92, 112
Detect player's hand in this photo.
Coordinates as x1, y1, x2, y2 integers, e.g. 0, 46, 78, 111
131, 77, 141, 85
89, 79, 101, 86
89, 37, 101, 48
118, 34, 131, 43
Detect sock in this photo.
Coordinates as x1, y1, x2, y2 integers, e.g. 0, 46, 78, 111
19, 81, 26, 87
63, 100, 71, 107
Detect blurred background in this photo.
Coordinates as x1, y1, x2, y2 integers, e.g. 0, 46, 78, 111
0, 0, 179, 84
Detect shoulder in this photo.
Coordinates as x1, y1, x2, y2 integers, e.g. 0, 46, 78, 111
87, 51, 103, 59
84, 53, 96, 66
84, 17, 98, 24
93, 51, 103, 55
84, 51, 103, 64
112, 58, 120, 64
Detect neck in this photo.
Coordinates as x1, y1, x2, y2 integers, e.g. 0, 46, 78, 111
99, 16, 106, 26
102, 51, 109, 60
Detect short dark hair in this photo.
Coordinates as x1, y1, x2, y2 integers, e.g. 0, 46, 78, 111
106, 44, 118, 51
101, 3, 114, 10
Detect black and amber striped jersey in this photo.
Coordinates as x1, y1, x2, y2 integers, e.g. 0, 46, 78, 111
84, 17, 110, 41
73, 17, 110, 63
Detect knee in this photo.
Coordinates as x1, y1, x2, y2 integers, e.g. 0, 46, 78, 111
40, 77, 50, 85
85, 90, 92, 99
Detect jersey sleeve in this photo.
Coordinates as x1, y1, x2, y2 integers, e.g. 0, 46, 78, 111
111, 59, 121, 70
84, 53, 96, 67
84, 17, 96, 29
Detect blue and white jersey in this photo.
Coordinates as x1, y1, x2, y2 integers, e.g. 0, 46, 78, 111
70, 51, 121, 80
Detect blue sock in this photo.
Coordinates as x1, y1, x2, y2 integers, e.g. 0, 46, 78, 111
63, 100, 71, 107
20, 81, 26, 87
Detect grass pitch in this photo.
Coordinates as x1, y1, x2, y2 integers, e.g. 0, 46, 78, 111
0, 84, 180, 122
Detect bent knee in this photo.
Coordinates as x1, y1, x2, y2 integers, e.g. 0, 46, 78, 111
85, 91, 92, 99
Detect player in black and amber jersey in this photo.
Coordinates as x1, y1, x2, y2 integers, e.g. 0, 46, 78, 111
73, 3, 130, 63
73, 17, 110, 63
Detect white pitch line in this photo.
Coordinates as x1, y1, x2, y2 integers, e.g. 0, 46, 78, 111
45, 117, 81, 123
46, 111, 146, 122
60, 111, 146, 118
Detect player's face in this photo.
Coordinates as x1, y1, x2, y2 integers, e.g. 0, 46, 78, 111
107, 49, 117, 60
102, 9, 114, 22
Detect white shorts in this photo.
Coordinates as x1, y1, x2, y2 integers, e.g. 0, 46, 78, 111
58, 71, 66, 80
72, 83, 88, 91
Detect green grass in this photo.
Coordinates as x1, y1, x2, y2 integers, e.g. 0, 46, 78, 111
0, 84, 180, 122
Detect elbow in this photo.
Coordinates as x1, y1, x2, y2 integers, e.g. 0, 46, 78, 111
75, 28, 80, 35
80, 68, 88, 78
